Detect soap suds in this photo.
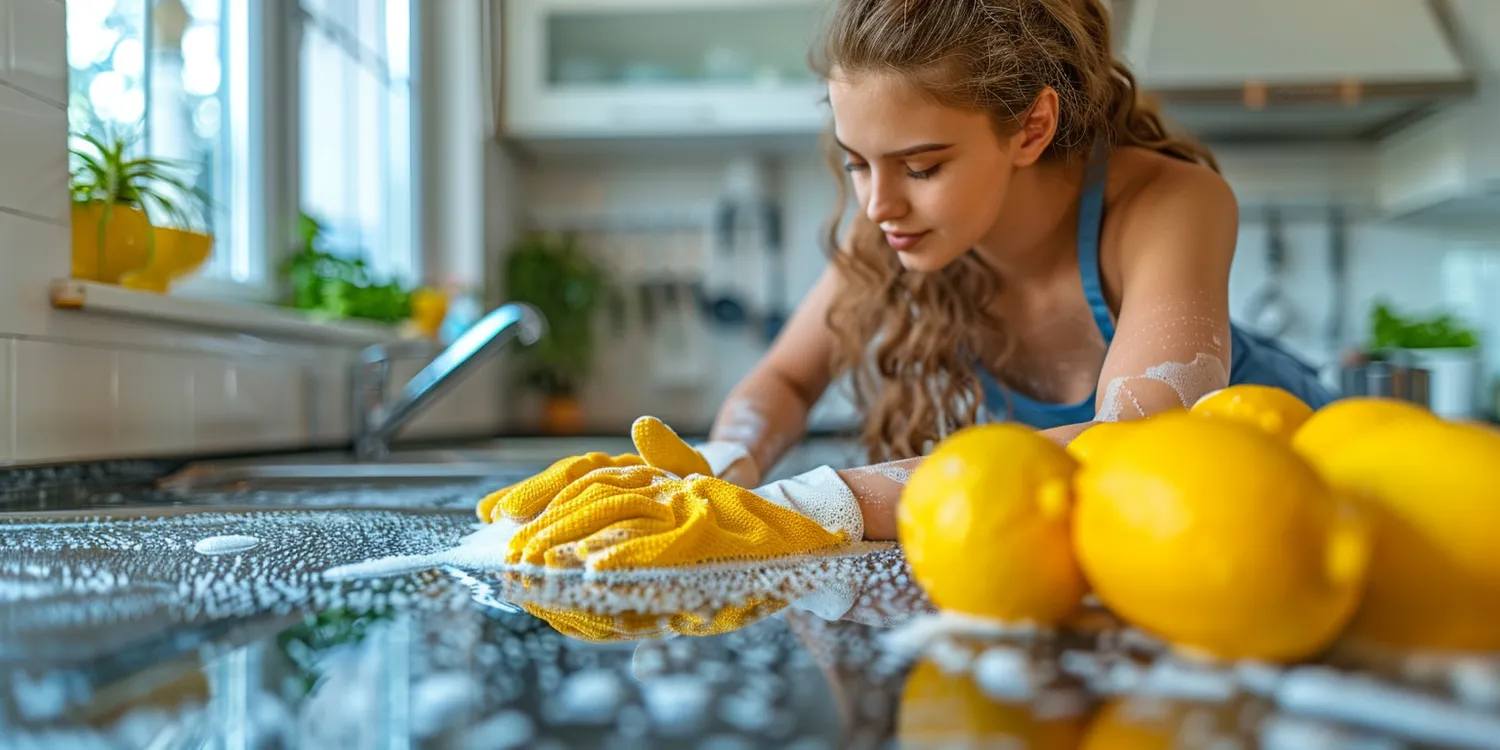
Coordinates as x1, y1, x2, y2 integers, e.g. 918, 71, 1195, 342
716, 397, 769, 446
1097, 353, 1228, 422
193, 534, 262, 556
848, 459, 915, 486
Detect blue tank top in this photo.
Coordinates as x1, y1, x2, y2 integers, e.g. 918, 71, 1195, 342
976, 151, 1336, 429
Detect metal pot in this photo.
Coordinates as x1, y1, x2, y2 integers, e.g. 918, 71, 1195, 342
1339, 360, 1431, 407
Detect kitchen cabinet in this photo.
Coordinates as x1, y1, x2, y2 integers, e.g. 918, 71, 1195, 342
501, 0, 831, 140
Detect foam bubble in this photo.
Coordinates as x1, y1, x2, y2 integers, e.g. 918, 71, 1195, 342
1097, 353, 1228, 422
193, 534, 261, 556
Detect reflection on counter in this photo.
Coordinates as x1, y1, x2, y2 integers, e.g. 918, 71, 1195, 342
3, 485, 1500, 749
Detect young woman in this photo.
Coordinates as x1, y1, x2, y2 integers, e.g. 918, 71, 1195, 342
694, 0, 1334, 540
487, 0, 1335, 562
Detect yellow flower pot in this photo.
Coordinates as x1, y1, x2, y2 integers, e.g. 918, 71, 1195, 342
70, 201, 153, 283
120, 226, 215, 293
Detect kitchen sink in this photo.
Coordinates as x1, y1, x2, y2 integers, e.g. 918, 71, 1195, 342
154, 436, 638, 493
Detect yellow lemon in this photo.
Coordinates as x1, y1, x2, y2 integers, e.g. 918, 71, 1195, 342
899, 423, 1087, 624
1305, 418, 1500, 652
1189, 384, 1314, 441
1290, 397, 1435, 460
897, 658, 1087, 749
1080, 696, 1240, 749
1068, 408, 1186, 465
1073, 416, 1371, 662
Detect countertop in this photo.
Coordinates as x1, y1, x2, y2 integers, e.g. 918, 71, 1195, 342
2, 456, 1500, 749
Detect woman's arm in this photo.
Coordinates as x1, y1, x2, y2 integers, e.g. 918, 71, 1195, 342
704, 266, 844, 486
826, 160, 1240, 541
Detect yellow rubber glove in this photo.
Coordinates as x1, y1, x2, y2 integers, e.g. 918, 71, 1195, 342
475, 416, 736, 524
521, 597, 788, 643
505, 463, 863, 571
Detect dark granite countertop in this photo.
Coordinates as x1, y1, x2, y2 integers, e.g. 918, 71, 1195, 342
2, 460, 1500, 749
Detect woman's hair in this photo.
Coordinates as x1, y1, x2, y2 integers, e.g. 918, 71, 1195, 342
811, 0, 1218, 462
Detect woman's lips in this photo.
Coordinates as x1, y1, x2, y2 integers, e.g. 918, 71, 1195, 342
885, 231, 928, 251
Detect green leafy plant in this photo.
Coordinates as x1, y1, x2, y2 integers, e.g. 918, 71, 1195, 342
279, 213, 413, 324
502, 232, 608, 397
1368, 300, 1479, 351
69, 129, 212, 270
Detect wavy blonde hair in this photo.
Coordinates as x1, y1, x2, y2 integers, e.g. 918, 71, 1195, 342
812, 0, 1219, 463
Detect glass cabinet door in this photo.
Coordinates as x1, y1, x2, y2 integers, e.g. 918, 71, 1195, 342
504, 1, 832, 139
544, 3, 825, 90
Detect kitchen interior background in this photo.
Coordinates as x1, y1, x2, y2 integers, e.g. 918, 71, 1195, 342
0, 0, 1497, 466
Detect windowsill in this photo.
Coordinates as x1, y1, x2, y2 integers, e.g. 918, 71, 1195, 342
48, 278, 407, 347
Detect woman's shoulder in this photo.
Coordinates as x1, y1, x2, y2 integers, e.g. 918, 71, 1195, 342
1105, 145, 1236, 219
1095, 145, 1240, 294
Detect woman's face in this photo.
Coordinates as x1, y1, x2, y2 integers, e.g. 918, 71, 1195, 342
827, 71, 1047, 272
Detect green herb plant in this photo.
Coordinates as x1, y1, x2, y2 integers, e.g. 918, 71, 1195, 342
502, 232, 608, 398
279, 213, 413, 325
1368, 300, 1480, 351
69, 129, 211, 270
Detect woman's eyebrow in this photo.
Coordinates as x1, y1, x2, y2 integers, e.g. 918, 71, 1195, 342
835, 137, 954, 158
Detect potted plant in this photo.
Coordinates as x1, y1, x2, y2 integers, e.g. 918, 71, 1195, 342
68, 130, 213, 290
1367, 300, 1483, 419
502, 231, 608, 434
278, 213, 415, 325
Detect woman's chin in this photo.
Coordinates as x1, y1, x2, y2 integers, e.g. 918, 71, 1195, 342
895, 246, 962, 273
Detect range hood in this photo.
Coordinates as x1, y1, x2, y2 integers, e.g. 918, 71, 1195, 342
1113, 0, 1477, 144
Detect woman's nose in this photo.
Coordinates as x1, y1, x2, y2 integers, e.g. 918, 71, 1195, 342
864, 172, 907, 225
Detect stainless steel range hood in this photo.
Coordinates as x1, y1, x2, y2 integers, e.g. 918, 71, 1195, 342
1113, 0, 1477, 144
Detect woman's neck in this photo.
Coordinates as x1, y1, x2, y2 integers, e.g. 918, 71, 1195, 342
972, 156, 1092, 280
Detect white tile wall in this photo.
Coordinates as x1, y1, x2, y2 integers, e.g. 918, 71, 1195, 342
0, 0, 67, 104
11, 338, 118, 461
0, 79, 67, 222
0, 339, 11, 462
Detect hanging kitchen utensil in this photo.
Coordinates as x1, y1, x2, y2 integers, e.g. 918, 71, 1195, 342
760, 198, 789, 343
703, 197, 750, 330
1325, 205, 1348, 352
1245, 206, 1295, 338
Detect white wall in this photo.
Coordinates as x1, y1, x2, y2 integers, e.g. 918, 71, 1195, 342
509, 140, 1500, 433
0, 0, 502, 466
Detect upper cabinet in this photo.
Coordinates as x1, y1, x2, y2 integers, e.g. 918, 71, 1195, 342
501, 0, 831, 140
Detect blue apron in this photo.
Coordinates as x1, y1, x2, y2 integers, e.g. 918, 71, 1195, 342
976, 151, 1335, 428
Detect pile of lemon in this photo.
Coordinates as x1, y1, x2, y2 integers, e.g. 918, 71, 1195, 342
898, 386, 1500, 663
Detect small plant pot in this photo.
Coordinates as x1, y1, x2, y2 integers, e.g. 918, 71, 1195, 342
542, 395, 585, 435
70, 202, 154, 284
119, 226, 215, 293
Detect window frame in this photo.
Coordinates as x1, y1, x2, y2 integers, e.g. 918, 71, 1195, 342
83, 0, 423, 311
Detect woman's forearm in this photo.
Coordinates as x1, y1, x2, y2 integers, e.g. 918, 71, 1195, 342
708, 372, 815, 485
832, 421, 1097, 541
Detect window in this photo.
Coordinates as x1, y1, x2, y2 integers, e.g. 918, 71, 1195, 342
65, 0, 418, 294
67, 0, 254, 283
298, 0, 416, 286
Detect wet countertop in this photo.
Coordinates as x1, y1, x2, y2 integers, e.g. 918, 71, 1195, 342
2, 459, 1500, 749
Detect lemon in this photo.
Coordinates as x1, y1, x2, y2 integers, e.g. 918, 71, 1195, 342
1189, 384, 1314, 441
1080, 696, 1238, 749
1073, 416, 1371, 662
899, 423, 1087, 624
1305, 418, 1500, 652
897, 657, 1087, 748
1291, 397, 1435, 460
1068, 408, 1186, 465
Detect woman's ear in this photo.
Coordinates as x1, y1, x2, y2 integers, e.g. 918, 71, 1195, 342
1009, 87, 1060, 167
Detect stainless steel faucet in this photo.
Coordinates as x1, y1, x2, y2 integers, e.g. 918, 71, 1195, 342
352, 302, 547, 461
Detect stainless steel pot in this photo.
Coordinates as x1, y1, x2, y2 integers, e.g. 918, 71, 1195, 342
1340, 360, 1431, 406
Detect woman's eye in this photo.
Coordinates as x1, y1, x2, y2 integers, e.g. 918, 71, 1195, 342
843, 161, 869, 174
906, 164, 942, 180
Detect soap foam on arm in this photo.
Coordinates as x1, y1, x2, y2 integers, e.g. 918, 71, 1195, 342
1093, 295, 1232, 423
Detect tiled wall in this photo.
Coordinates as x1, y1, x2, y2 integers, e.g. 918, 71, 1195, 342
513, 143, 1500, 432
0, 0, 502, 465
